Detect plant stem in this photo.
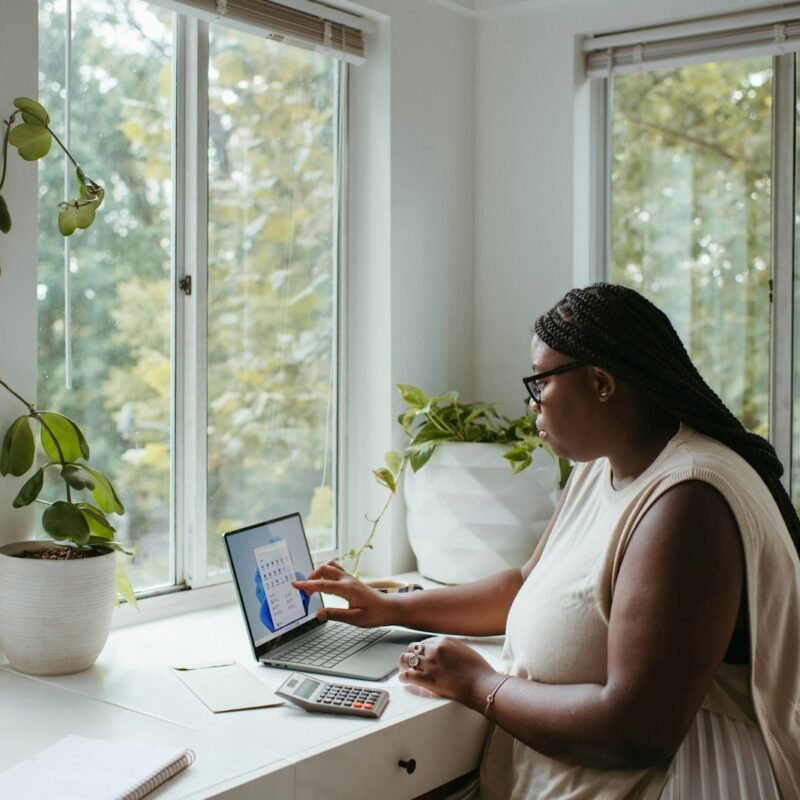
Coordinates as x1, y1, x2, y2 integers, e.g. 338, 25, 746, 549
352, 458, 406, 578
46, 123, 79, 170
0, 118, 10, 191
0, 376, 35, 413
0, 376, 72, 501
426, 408, 454, 437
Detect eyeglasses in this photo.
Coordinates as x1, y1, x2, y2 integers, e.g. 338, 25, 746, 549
523, 361, 586, 405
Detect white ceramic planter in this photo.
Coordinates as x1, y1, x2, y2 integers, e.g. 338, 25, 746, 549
0, 541, 116, 675
404, 442, 558, 584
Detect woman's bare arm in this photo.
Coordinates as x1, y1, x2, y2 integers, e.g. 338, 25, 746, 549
399, 480, 745, 769
294, 563, 524, 636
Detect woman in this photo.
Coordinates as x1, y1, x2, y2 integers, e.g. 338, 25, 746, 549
294, 283, 800, 799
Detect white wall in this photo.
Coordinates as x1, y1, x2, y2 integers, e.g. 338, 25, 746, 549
346, 0, 477, 576
0, 0, 38, 544
473, 0, 777, 410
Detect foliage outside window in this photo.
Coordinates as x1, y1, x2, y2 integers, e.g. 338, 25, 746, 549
606, 52, 800, 508
36, 0, 340, 595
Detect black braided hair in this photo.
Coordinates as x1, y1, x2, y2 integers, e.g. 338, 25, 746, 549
534, 282, 800, 559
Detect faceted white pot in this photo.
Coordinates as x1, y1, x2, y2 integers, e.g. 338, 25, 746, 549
405, 442, 558, 584
0, 540, 116, 675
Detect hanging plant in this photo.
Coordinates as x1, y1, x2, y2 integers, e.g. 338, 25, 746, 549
0, 96, 104, 246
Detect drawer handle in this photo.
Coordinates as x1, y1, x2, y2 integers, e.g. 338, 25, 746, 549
398, 759, 417, 774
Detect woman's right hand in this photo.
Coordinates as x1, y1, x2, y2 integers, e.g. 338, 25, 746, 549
292, 561, 393, 628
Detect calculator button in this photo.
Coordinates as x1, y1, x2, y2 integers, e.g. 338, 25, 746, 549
364, 703, 373, 710
353, 702, 363, 708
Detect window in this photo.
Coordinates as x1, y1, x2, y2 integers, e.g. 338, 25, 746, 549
36, 0, 350, 595
588, 12, 800, 505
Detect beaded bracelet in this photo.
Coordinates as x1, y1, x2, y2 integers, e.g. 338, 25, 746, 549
484, 674, 512, 719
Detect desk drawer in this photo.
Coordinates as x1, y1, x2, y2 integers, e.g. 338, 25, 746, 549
294, 703, 488, 800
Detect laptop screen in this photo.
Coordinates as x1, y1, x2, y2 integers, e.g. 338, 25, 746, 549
224, 514, 325, 653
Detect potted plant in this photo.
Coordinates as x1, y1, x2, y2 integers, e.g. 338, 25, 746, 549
345, 384, 572, 583
0, 378, 135, 675
0, 96, 129, 676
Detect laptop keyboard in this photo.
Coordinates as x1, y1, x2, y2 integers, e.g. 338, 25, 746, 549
274, 623, 388, 668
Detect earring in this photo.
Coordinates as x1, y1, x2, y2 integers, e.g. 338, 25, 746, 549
599, 391, 608, 399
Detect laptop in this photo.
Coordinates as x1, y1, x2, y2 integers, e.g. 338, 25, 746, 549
223, 513, 427, 681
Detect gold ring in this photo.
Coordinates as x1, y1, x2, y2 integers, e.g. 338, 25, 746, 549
408, 654, 421, 669
411, 643, 425, 655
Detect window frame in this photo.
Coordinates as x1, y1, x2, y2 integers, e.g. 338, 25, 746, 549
37, 2, 346, 601
589, 47, 798, 496
174, 13, 346, 592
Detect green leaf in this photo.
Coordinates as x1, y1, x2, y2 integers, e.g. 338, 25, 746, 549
408, 445, 436, 472
0, 193, 11, 234
407, 428, 454, 447
77, 503, 115, 538
42, 501, 91, 545
91, 538, 133, 556
115, 565, 138, 608
373, 467, 396, 493
8, 121, 52, 160
384, 450, 403, 476
81, 465, 125, 515
58, 200, 98, 236
464, 403, 496, 424
502, 446, 531, 462
61, 464, 96, 491
13, 97, 50, 125
428, 391, 460, 408
558, 457, 574, 490
397, 383, 427, 409
510, 456, 532, 475
398, 409, 418, 433
39, 412, 90, 463
1, 416, 35, 476
12, 467, 44, 507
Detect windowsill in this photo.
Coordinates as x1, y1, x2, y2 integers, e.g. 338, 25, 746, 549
111, 580, 241, 629
112, 570, 448, 630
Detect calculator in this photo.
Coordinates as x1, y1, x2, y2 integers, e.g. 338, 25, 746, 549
276, 672, 390, 718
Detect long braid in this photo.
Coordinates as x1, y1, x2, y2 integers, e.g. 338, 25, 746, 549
534, 282, 800, 559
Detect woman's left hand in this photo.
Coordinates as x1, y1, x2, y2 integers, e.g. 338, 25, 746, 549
398, 636, 499, 711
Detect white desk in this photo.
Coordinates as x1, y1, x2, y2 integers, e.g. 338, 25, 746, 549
0, 602, 503, 799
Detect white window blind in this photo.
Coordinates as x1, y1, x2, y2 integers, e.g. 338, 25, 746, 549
585, 3, 800, 76
156, 0, 370, 62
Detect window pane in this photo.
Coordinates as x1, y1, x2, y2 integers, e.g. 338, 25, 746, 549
38, 0, 174, 591
206, 26, 338, 574
610, 59, 773, 438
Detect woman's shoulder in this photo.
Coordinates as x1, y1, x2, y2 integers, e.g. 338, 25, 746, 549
666, 424, 761, 484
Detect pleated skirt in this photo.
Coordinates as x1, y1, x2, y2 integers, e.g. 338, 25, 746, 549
442, 707, 779, 799
660, 708, 780, 799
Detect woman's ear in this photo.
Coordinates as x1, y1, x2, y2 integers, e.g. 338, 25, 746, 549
591, 367, 616, 402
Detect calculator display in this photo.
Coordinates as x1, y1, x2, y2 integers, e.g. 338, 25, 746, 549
296, 678, 319, 699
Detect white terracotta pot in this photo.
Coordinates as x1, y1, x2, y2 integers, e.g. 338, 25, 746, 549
0, 541, 116, 675
404, 442, 558, 584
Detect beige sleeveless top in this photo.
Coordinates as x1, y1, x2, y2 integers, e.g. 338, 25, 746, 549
479, 424, 800, 800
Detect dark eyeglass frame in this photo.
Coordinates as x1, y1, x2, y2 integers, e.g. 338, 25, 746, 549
523, 361, 586, 405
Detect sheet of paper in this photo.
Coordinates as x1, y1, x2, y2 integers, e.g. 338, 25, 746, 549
172, 661, 284, 712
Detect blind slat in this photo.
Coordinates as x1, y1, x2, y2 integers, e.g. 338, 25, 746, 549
585, 5, 800, 77
157, 0, 367, 63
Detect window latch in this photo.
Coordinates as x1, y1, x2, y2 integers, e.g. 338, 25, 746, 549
179, 276, 192, 296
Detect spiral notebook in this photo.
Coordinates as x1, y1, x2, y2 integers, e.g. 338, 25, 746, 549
0, 735, 195, 800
